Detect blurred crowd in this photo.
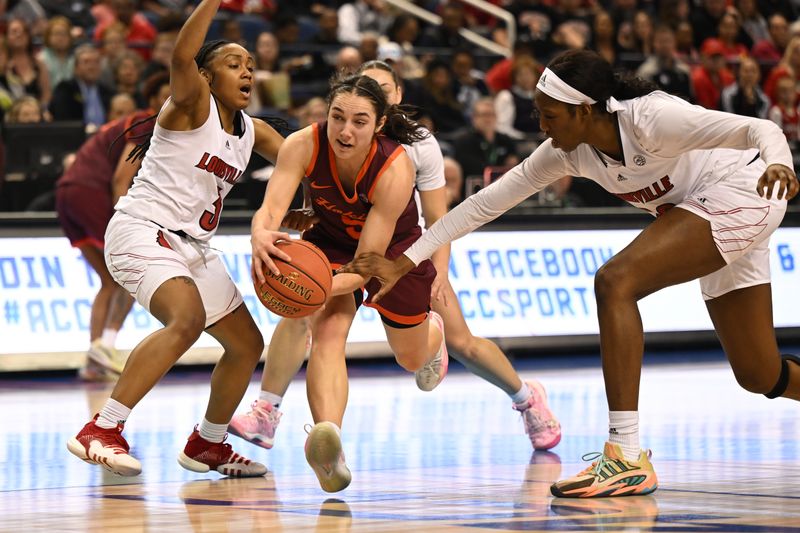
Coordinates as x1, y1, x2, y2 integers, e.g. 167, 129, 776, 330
1, 0, 800, 212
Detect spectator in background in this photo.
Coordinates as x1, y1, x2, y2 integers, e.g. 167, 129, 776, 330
721, 55, 770, 117
451, 49, 488, 120
508, 0, 556, 59
334, 46, 362, 75
443, 156, 463, 207
412, 59, 467, 135
768, 75, 799, 147
247, 31, 291, 113
691, 38, 735, 109
313, 7, 340, 46
220, 16, 247, 48
387, 14, 420, 50
107, 92, 136, 121
453, 97, 519, 181
690, 0, 728, 48
93, 0, 157, 61
140, 32, 175, 80
637, 25, 693, 101
419, 2, 471, 50
50, 44, 114, 130
5, 18, 51, 107
590, 10, 620, 67
142, 0, 194, 18
674, 20, 699, 63
657, 0, 691, 29
763, 36, 800, 103
630, 10, 655, 59
705, 12, 750, 62
495, 56, 540, 140
358, 31, 379, 63
0, 39, 16, 120
296, 96, 327, 127
98, 23, 129, 89
736, 0, 769, 46
112, 50, 144, 106
5, 95, 43, 123
485, 37, 536, 93
38, 16, 74, 94
752, 13, 789, 65
337, 0, 391, 46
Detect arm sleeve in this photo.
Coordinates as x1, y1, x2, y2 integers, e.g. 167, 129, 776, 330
635, 93, 794, 169
404, 141, 568, 264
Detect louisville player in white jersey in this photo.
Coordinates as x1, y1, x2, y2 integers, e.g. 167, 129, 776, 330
66, 0, 286, 478
229, 60, 562, 453
342, 49, 800, 498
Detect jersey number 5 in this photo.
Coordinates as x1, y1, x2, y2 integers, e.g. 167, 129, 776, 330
341, 215, 364, 239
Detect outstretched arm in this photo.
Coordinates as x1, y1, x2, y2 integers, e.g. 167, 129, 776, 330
252, 117, 285, 163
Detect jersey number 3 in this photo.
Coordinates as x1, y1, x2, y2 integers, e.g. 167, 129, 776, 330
199, 187, 223, 231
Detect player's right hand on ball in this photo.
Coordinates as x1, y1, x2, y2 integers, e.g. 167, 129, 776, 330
281, 209, 319, 231
251, 228, 291, 282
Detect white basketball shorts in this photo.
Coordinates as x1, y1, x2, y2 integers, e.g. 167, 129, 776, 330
677, 160, 787, 300
104, 211, 243, 327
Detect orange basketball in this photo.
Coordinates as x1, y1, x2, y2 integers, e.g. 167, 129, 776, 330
254, 239, 332, 318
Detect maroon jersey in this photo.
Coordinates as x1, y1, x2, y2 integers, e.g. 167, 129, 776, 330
303, 121, 421, 254
57, 110, 154, 191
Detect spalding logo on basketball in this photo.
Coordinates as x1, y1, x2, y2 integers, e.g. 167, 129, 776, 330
254, 239, 332, 318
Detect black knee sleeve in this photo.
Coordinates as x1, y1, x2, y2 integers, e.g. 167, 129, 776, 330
764, 354, 800, 399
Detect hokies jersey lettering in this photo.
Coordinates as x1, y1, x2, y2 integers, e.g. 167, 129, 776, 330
115, 95, 254, 241
303, 121, 420, 250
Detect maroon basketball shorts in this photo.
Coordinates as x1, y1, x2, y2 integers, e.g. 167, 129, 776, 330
305, 232, 436, 327
55, 184, 114, 248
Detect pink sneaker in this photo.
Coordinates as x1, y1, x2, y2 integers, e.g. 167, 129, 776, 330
228, 400, 282, 449
178, 428, 267, 477
66, 414, 142, 476
514, 379, 561, 450
415, 311, 448, 391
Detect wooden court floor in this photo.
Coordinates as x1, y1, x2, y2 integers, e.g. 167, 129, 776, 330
1, 354, 799, 532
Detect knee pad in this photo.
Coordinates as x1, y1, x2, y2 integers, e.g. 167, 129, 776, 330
764, 354, 800, 399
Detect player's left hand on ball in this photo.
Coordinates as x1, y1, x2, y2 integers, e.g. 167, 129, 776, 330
251, 228, 291, 282
759, 164, 799, 200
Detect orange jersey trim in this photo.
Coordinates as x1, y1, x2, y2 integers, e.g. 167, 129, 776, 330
367, 145, 404, 202
364, 301, 428, 325
305, 123, 320, 177
329, 139, 378, 204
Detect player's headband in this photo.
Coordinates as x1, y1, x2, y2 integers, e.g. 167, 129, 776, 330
536, 68, 597, 105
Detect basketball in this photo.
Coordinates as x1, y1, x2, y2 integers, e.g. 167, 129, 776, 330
254, 239, 332, 318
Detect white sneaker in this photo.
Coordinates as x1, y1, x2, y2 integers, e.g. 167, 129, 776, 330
415, 311, 448, 391
86, 340, 126, 374
304, 422, 351, 493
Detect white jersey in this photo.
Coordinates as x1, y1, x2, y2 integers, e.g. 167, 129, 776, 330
404, 128, 446, 228
406, 91, 793, 265
116, 95, 255, 242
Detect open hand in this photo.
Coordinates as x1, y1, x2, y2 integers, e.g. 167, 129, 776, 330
338, 253, 415, 302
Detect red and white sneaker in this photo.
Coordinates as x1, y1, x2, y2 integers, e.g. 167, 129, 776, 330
514, 379, 562, 450
415, 311, 449, 391
178, 428, 267, 477
66, 414, 142, 476
228, 400, 282, 449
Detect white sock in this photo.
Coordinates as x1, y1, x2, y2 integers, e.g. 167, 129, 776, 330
96, 398, 132, 429
510, 382, 531, 406
199, 418, 228, 443
609, 411, 640, 461
100, 328, 118, 348
259, 390, 282, 408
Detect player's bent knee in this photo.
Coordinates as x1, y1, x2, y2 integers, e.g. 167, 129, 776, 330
167, 315, 206, 348
394, 350, 426, 372
764, 354, 800, 399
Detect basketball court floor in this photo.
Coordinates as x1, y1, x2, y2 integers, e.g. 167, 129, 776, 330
1, 351, 799, 532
